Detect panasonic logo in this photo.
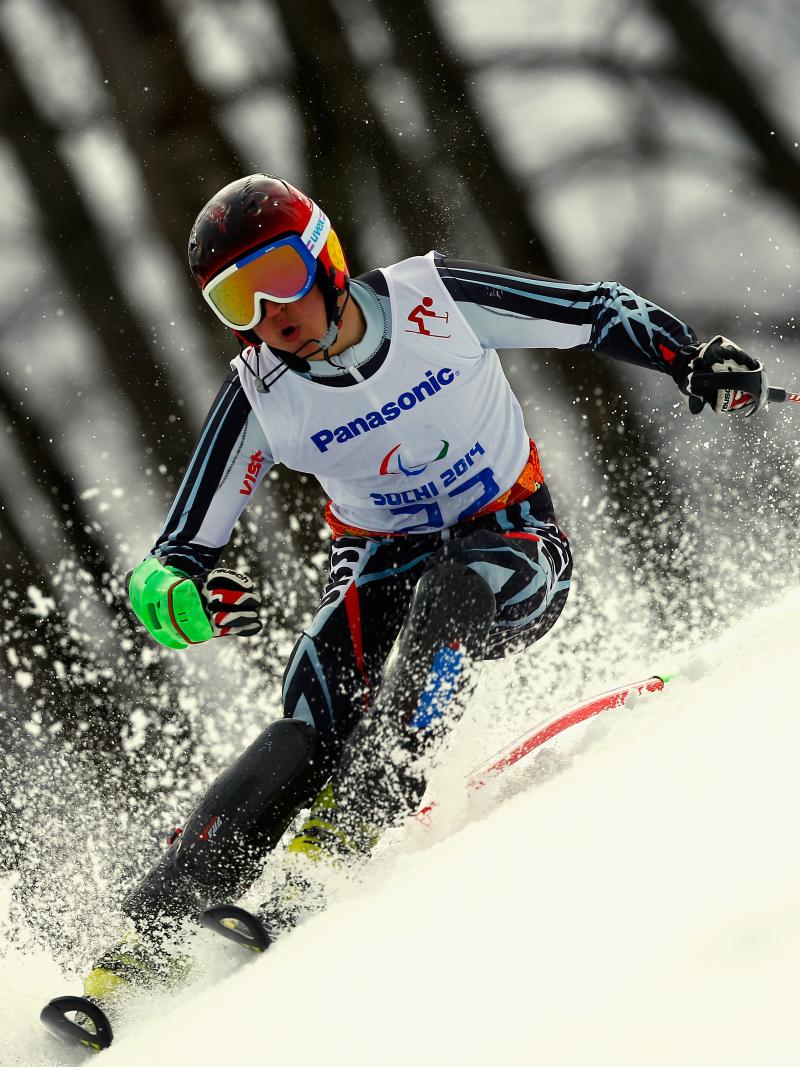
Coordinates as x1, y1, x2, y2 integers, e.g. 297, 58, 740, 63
311, 367, 456, 453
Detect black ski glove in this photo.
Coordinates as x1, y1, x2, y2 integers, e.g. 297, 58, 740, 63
127, 560, 262, 648
671, 335, 768, 416
199, 568, 263, 638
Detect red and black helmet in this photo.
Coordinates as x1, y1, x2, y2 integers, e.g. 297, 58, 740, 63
188, 174, 349, 347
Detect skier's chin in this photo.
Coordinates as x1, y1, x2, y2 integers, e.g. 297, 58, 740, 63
292, 337, 324, 360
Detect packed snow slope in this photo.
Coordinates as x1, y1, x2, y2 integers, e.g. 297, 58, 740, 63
5, 590, 800, 1067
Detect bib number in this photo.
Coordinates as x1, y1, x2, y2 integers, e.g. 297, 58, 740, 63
389, 466, 499, 532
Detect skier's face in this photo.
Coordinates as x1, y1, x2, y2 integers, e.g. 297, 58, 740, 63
252, 283, 330, 360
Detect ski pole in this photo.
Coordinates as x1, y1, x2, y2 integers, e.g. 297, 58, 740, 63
766, 387, 800, 404
718, 386, 800, 412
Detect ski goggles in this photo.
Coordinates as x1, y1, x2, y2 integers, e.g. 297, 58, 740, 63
202, 207, 331, 331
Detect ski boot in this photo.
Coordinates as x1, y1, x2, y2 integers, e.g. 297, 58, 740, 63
40, 931, 193, 1051
257, 781, 379, 936
83, 933, 192, 1005
78, 922, 194, 1037
285, 781, 379, 864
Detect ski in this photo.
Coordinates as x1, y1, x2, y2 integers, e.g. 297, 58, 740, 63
40, 995, 113, 1052
467, 673, 671, 789
417, 673, 672, 821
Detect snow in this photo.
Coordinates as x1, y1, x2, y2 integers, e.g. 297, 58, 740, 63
4, 589, 800, 1066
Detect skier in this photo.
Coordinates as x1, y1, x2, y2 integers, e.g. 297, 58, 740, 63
84, 173, 768, 1002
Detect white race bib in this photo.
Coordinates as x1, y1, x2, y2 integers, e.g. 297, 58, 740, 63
232, 253, 530, 533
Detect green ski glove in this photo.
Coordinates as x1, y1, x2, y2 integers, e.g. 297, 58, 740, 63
128, 557, 214, 650
128, 558, 263, 650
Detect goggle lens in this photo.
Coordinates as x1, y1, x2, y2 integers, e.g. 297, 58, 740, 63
204, 238, 315, 329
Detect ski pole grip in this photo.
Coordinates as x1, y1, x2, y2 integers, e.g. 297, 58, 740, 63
740, 386, 799, 405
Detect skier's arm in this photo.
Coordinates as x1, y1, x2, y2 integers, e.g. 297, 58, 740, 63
130, 371, 274, 649
436, 257, 769, 415
150, 370, 273, 574
435, 257, 695, 374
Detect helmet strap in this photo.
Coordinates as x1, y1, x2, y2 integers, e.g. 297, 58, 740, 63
321, 285, 351, 366
295, 277, 350, 364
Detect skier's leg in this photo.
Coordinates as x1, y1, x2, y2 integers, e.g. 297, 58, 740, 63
255, 557, 496, 934
252, 536, 443, 929
330, 488, 573, 835
467, 490, 573, 660
330, 558, 496, 832
277, 536, 433, 860
258, 492, 571, 929
82, 717, 313, 998
83, 717, 327, 1000
121, 719, 324, 931
85, 539, 424, 999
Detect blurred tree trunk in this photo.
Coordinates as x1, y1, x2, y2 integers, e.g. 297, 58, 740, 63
0, 378, 118, 589
267, 0, 456, 558
0, 32, 192, 486
65, 0, 245, 372
650, 0, 800, 217
373, 0, 559, 273
372, 0, 689, 599
66, 0, 338, 587
67, 0, 243, 251
0, 500, 54, 593
275, 0, 458, 253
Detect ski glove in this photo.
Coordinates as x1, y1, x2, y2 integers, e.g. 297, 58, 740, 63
128, 557, 262, 650
672, 335, 768, 416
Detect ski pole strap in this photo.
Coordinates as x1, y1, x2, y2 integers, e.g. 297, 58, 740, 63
128, 557, 214, 650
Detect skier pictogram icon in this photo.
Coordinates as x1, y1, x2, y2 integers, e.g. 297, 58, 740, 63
405, 296, 451, 338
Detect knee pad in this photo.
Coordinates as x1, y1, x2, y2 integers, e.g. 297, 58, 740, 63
413, 557, 496, 640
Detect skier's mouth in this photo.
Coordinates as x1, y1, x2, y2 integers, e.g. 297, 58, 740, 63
281, 325, 298, 341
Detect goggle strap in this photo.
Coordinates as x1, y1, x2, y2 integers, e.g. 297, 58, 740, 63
300, 202, 330, 257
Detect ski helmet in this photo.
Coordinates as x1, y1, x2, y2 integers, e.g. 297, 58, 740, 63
188, 174, 349, 349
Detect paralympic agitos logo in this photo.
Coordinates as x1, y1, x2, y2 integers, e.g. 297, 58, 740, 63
310, 368, 456, 453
